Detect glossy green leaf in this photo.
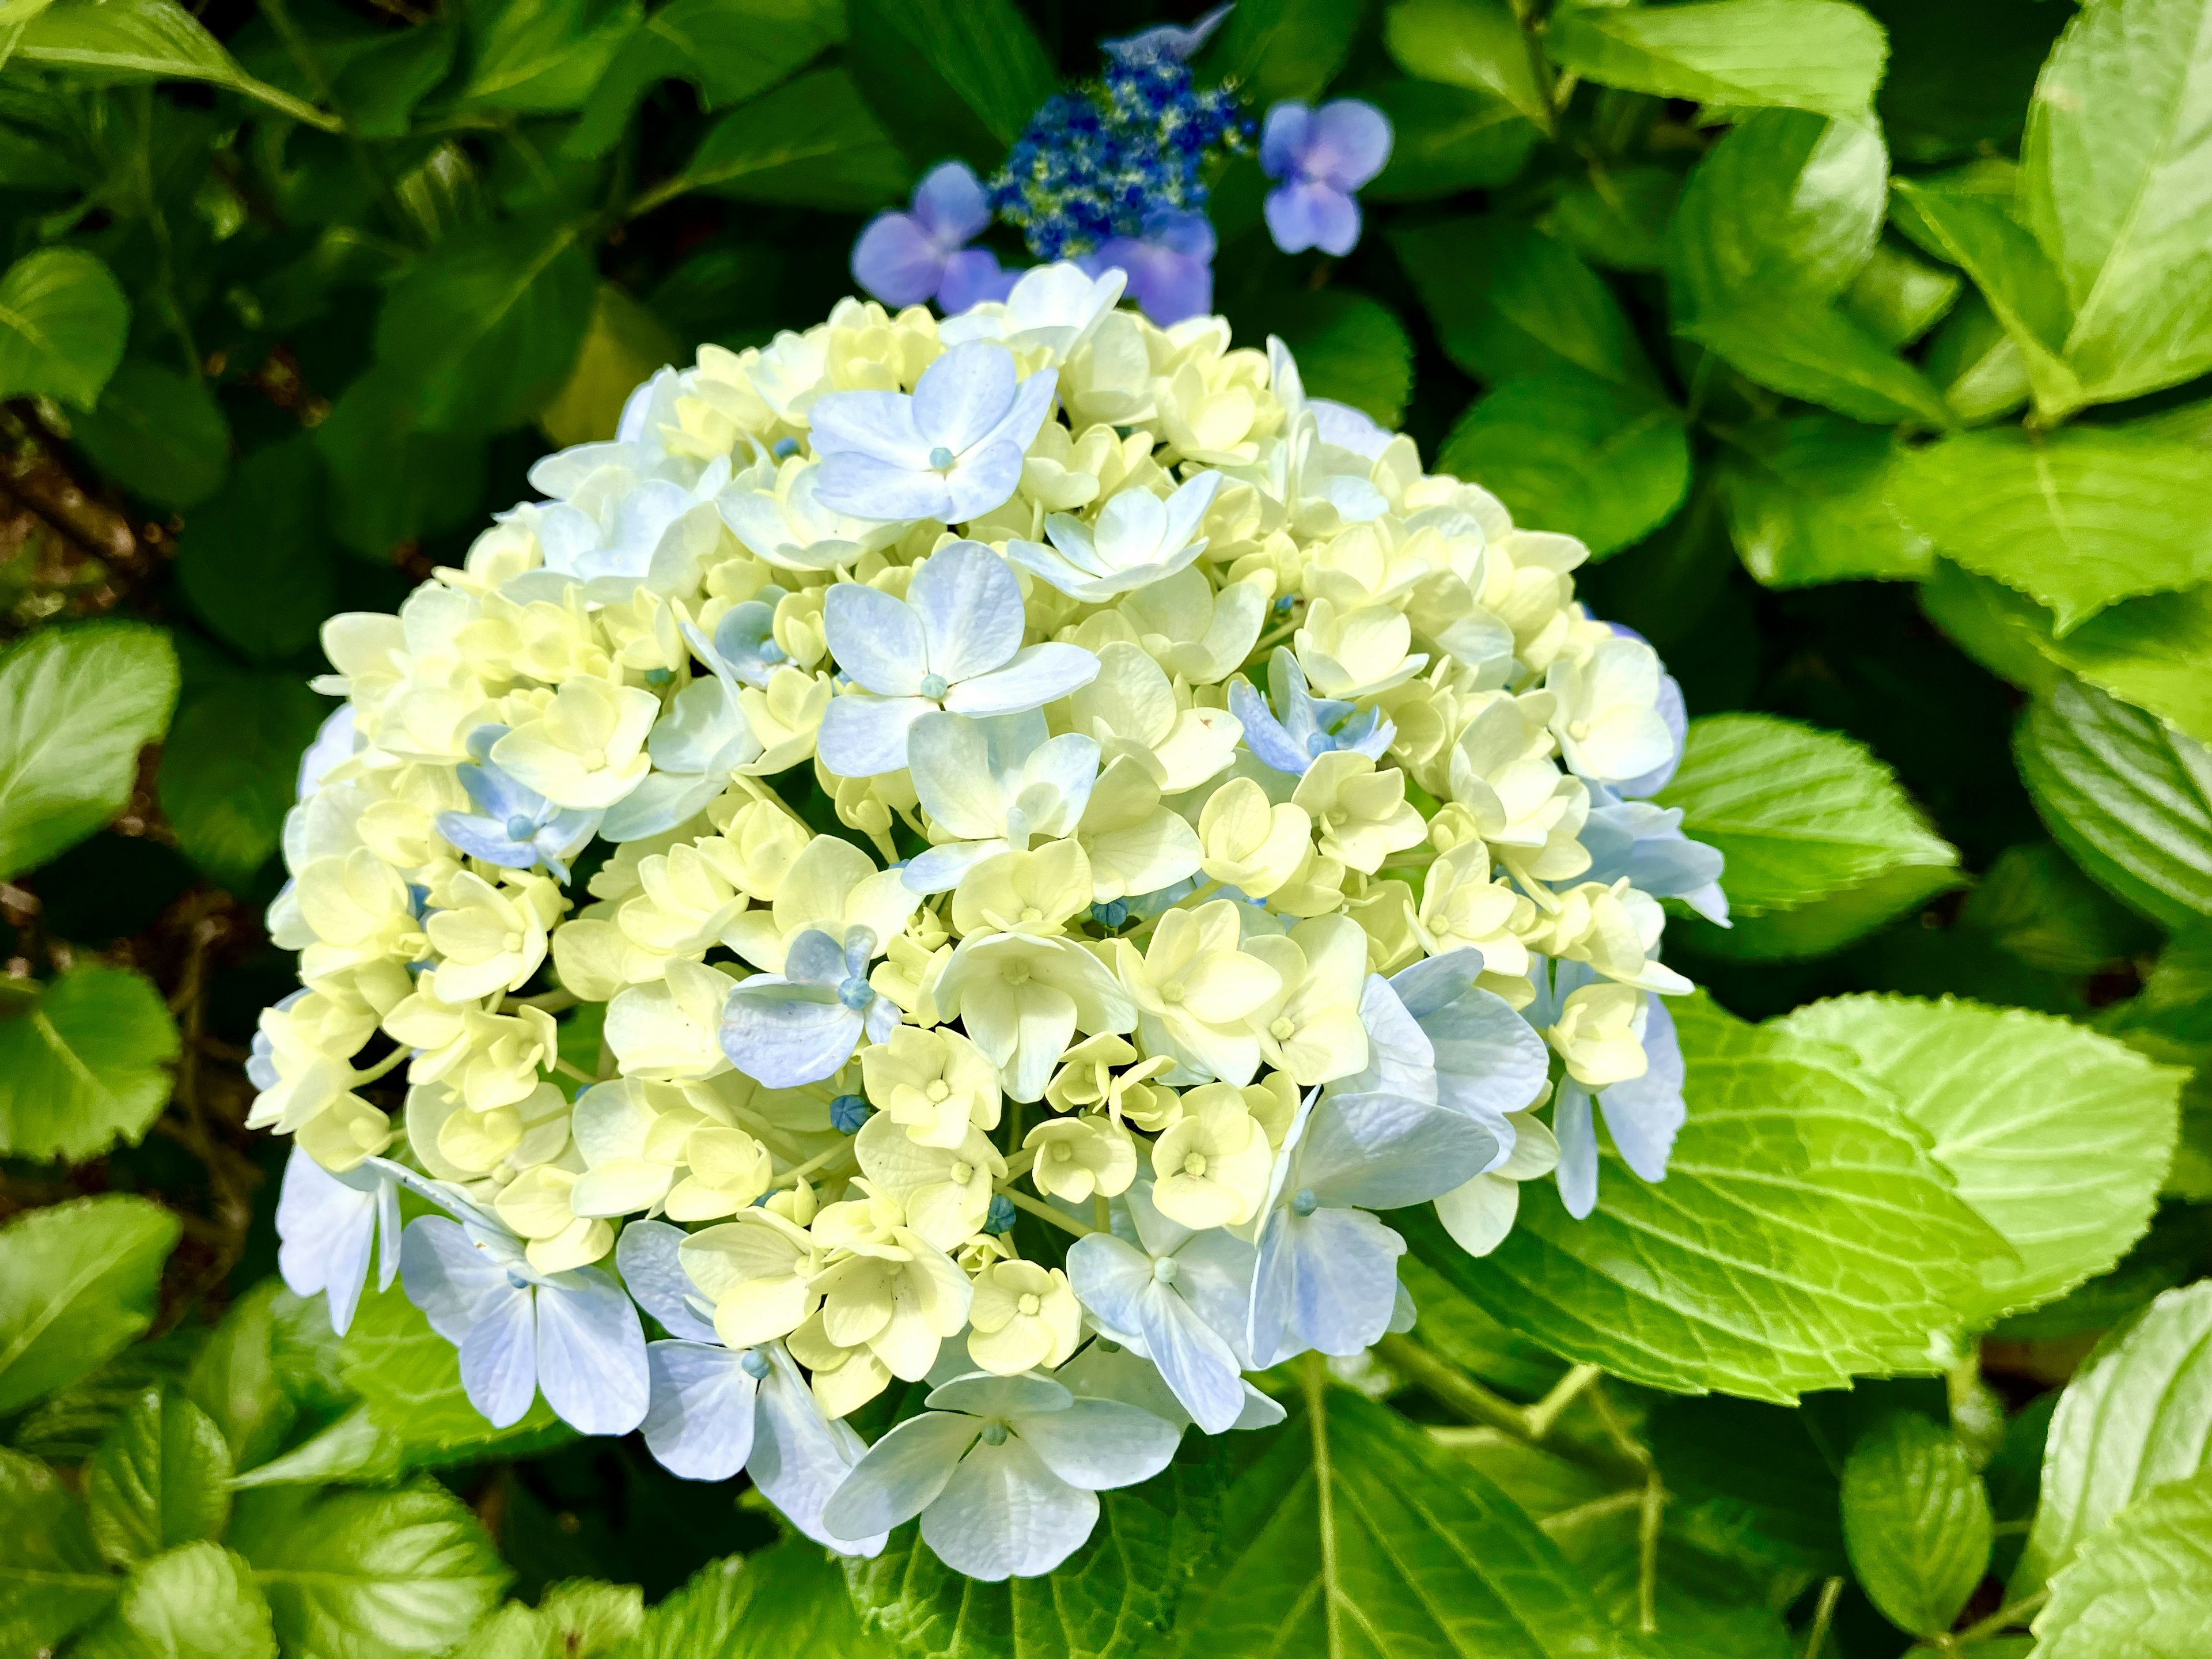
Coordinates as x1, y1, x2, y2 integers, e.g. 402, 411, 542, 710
0, 1445, 117, 1654
67, 357, 229, 507
1381, 0, 1552, 133
680, 68, 910, 209
567, 0, 841, 157
0, 964, 178, 1164
2013, 1282, 2212, 1594
374, 217, 598, 436
460, 0, 643, 114
1717, 415, 1931, 588
85, 1388, 234, 1566
1922, 293, 2033, 426
628, 1543, 887, 1658
1684, 859, 1963, 961
175, 437, 334, 662
1684, 301, 1956, 426
1404, 997, 2009, 1402
337, 16, 459, 137
0, 245, 128, 411
1210, 0, 1364, 107
185, 1279, 298, 1474
1840, 1411, 1992, 1637
156, 675, 330, 887
337, 1275, 567, 1460
1544, 166, 1680, 273
1438, 373, 1689, 557
1841, 241, 1961, 347
12, 0, 333, 127
1545, 0, 1888, 119
229, 1482, 510, 1659
0, 1195, 179, 1415
844, 0, 1051, 153
1776, 995, 2183, 1325
2015, 677, 2212, 929
459, 1580, 641, 1658
1365, 78, 1537, 200
2021, 0, 2212, 408
1169, 1381, 1627, 1657
74, 1541, 276, 1659
2029, 1467, 2212, 1659
1656, 713, 1957, 916
1671, 110, 1887, 305
1393, 218, 1654, 388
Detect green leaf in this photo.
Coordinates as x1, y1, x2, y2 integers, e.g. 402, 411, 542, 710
460, 0, 644, 114
0, 1445, 118, 1654
75, 1541, 277, 1659
0, 1194, 180, 1415
1840, 241, 1961, 347
1671, 110, 1887, 305
1365, 79, 1537, 200
2013, 1282, 2212, 1595
338, 16, 460, 137
2020, 0, 2212, 409
0, 619, 177, 881
2030, 1467, 2212, 1659
313, 362, 489, 562
0, 964, 177, 1162
12, 0, 335, 128
1922, 294, 2033, 426
1400, 1252, 1573, 1399
231, 1482, 508, 1659
175, 438, 334, 662
1891, 428, 2212, 637
1923, 562, 2212, 746
185, 1279, 298, 1473
459, 1581, 642, 1659
1261, 289, 1414, 427
86, 1388, 234, 1567
1646, 1395, 1847, 1575
847, 1447, 1221, 1659
1404, 995, 2010, 1402
374, 216, 597, 436
67, 357, 230, 510
1863, 0, 2067, 165
1682, 301, 1957, 426
0, 245, 128, 411
1438, 374, 1689, 558
567, 0, 842, 158
1775, 995, 2184, 1325
1684, 859, 1963, 961
1962, 842, 2161, 976
679, 68, 910, 209
1392, 218, 1654, 388
1544, 0, 1888, 119
156, 675, 331, 887
1543, 166, 1680, 274
1168, 1379, 1633, 1657
1839, 1411, 1992, 1637
539, 283, 683, 447
1209, 0, 1364, 107
1381, 0, 1553, 134
1656, 713, 1958, 916
624, 1543, 887, 1658
338, 1275, 567, 1461
1717, 415, 1931, 588
2015, 677, 2212, 929
1993, 1201, 2212, 1340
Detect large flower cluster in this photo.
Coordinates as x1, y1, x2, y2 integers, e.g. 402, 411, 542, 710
262, 263, 1724, 1581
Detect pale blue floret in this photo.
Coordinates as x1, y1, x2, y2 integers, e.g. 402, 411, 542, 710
1527, 956, 1688, 1220
718, 925, 904, 1088
436, 725, 604, 881
1227, 647, 1395, 777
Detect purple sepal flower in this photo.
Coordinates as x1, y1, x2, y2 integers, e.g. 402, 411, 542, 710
1259, 99, 1393, 257
853, 161, 1002, 309
937, 248, 1020, 312
1085, 209, 1215, 326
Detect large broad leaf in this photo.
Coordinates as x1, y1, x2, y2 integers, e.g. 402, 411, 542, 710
175, 438, 334, 662
2013, 1282, 2212, 1595
1840, 241, 1961, 349
1366, 79, 1537, 200
1888, 426, 2212, 633
846, 1444, 1221, 1659
374, 217, 597, 436
843, 0, 1050, 171
0, 1446, 117, 1654
1392, 218, 1655, 389
1839, 1412, 1992, 1638
1655, 713, 1958, 916
1169, 1381, 1631, 1658
2015, 677, 2212, 929
457, 1581, 640, 1659
1438, 373, 1689, 558
1207, 0, 1365, 107
678, 69, 910, 210
1404, 997, 2010, 1403
85, 1389, 234, 1567
229, 1483, 510, 1659
157, 675, 331, 888
1671, 109, 1887, 306
1544, 167, 1681, 274
627, 1542, 886, 1658
0, 247, 129, 410
2021, 0, 2212, 408
0, 1195, 180, 1415
1681, 303, 1955, 426
0, 620, 177, 881
2029, 1467, 2212, 1659
1544, 0, 1888, 119
74, 1541, 276, 1659
0, 964, 179, 1163
12, 0, 334, 128
568, 0, 843, 157
1717, 415, 1931, 587
1775, 996, 2184, 1325
69, 358, 231, 510
459, 0, 644, 114
1381, 0, 1554, 134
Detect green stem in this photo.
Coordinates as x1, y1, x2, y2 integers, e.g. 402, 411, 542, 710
1301, 1353, 1344, 1658
1951, 1589, 2048, 1646
993, 1183, 1092, 1236
1802, 1577, 1843, 1659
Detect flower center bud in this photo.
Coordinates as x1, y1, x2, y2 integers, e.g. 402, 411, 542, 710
838, 974, 875, 1010
925, 1080, 950, 1103
980, 1419, 1009, 1445
1291, 1187, 1320, 1216
1017, 1293, 1042, 1317
505, 814, 538, 842
949, 1161, 975, 1184
506, 1270, 532, 1290
580, 748, 606, 770
1159, 979, 1186, 1005
1020, 906, 1043, 922
1181, 1152, 1208, 1177
1151, 1256, 1180, 1284
741, 1349, 771, 1379
502, 932, 524, 954
921, 672, 950, 699
929, 446, 957, 471
1270, 1016, 1297, 1041
1306, 730, 1334, 759
1049, 1141, 1071, 1162
1003, 960, 1032, 986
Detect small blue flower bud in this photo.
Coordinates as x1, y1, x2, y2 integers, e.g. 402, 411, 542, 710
1090, 899, 1129, 929
772, 435, 800, 458
505, 813, 539, 842
643, 666, 673, 686
831, 1094, 873, 1134
986, 1194, 1017, 1234
1291, 1188, 1320, 1217
740, 1349, 772, 1379
920, 673, 950, 699
837, 975, 876, 1011
929, 446, 957, 470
